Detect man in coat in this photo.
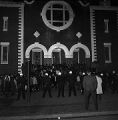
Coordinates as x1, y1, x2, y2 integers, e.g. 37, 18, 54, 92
16, 74, 26, 100
56, 71, 65, 97
42, 73, 52, 98
68, 71, 77, 97
83, 71, 98, 110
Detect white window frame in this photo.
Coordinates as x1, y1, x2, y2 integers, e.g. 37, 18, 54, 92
41, 1, 74, 32
104, 19, 109, 33
0, 42, 10, 64
104, 43, 111, 63
3, 16, 8, 31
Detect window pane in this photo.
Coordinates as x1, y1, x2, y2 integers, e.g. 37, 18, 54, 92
65, 10, 69, 21
3, 17, 8, 31
104, 47, 109, 61
3, 46, 8, 62
53, 22, 63, 27
53, 10, 63, 21
46, 10, 51, 20
53, 4, 63, 8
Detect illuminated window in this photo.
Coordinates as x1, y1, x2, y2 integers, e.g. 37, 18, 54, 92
0, 42, 10, 64
104, 19, 109, 33
41, 1, 74, 32
104, 43, 111, 63
3, 17, 8, 31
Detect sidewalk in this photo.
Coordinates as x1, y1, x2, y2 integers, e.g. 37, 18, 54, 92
0, 89, 118, 119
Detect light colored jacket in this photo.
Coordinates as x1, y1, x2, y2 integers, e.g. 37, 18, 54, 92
96, 75, 103, 94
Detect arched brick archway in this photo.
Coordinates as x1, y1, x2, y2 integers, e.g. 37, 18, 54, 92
70, 43, 91, 70
25, 42, 48, 58
70, 43, 90, 58
48, 42, 70, 58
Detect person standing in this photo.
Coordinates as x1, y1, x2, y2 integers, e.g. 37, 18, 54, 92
16, 74, 26, 100
42, 73, 52, 98
110, 70, 118, 94
4, 75, 10, 97
57, 71, 65, 97
68, 71, 77, 97
96, 74, 103, 101
83, 71, 98, 110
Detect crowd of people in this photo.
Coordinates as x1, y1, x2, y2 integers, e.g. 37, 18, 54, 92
0, 63, 118, 110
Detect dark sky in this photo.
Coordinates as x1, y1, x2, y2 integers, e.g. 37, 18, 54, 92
0, 0, 118, 6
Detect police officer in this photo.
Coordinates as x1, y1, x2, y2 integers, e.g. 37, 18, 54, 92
42, 73, 52, 98
68, 70, 77, 97
56, 71, 65, 97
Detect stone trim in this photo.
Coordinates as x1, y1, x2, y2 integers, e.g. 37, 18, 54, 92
25, 42, 48, 59
90, 6, 118, 11
41, 0, 74, 32
70, 43, 90, 58
0, 1, 24, 7
48, 42, 70, 58
90, 7, 97, 62
18, 4, 24, 74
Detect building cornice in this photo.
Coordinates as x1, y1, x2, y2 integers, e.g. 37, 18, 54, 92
90, 6, 118, 11
0, 1, 24, 7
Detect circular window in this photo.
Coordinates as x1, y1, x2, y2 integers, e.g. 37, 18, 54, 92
41, 1, 74, 32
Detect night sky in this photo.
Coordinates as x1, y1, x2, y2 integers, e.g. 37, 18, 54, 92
1, 0, 118, 6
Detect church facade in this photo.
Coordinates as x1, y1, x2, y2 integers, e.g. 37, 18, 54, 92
0, 0, 118, 74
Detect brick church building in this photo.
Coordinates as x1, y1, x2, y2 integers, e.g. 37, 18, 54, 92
0, 0, 118, 74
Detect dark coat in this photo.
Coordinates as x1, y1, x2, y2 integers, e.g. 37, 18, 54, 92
83, 75, 97, 91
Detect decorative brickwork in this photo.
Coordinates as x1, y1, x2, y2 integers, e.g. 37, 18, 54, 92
90, 7, 97, 62
18, 4, 24, 74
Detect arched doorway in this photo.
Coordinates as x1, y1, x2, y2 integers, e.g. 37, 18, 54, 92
24, 42, 48, 74
73, 48, 86, 71
52, 48, 66, 65
25, 42, 48, 66
70, 43, 90, 70
48, 42, 70, 65
31, 48, 44, 65
70, 43, 90, 59
73, 48, 86, 64
25, 42, 48, 59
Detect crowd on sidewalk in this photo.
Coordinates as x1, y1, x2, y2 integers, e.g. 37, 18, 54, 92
0, 64, 118, 110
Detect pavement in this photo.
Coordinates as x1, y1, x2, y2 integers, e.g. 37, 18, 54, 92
0, 88, 118, 120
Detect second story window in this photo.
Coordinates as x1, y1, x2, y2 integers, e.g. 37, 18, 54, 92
0, 42, 10, 64
104, 43, 111, 63
3, 16, 8, 31
41, 1, 74, 32
104, 19, 109, 33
